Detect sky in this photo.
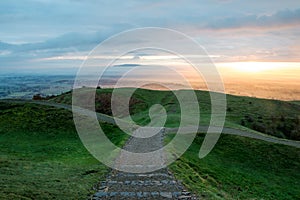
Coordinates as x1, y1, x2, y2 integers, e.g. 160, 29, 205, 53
0, 0, 299, 99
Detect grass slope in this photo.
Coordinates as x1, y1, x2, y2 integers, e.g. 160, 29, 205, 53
50, 88, 300, 140
0, 102, 128, 199
166, 133, 300, 199
2, 88, 300, 199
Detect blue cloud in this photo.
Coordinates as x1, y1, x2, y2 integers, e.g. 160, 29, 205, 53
1, 0, 300, 73
206, 8, 300, 29
0, 27, 131, 62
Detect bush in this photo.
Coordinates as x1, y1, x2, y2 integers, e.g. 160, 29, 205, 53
240, 115, 300, 140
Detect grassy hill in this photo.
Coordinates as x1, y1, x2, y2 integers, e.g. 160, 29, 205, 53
0, 102, 128, 199
1, 98, 299, 199
166, 132, 300, 199
49, 88, 300, 140
1, 88, 300, 199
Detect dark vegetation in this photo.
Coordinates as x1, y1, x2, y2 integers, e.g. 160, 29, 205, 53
225, 95, 300, 140
241, 115, 300, 140
94, 92, 146, 116
32, 93, 57, 100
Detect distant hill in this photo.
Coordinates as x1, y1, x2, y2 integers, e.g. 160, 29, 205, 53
48, 88, 300, 141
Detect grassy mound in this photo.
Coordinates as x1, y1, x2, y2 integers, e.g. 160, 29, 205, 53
0, 102, 128, 199
166, 133, 300, 199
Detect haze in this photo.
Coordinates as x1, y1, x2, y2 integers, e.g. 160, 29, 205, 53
0, 0, 299, 100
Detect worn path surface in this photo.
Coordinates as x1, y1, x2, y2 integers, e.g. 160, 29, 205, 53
92, 128, 197, 199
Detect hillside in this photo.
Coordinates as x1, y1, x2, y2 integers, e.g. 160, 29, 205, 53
166, 132, 300, 199
0, 101, 128, 199
0, 100, 299, 199
48, 88, 300, 141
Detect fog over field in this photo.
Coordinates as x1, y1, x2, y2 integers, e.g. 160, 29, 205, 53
1, 63, 299, 101
1, 1, 300, 101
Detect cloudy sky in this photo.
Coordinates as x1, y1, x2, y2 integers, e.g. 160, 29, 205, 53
0, 0, 300, 75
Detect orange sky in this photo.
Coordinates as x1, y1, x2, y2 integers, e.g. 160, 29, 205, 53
106, 58, 300, 101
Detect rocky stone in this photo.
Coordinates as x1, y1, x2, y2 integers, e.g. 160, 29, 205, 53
151, 191, 159, 197
109, 192, 118, 197
160, 192, 173, 198
182, 191, 191, 195
178, 195, 192, 199
124, 180, 130, 185
98, 186, 107, 191
91, 128, 197, 199
93, 191, 107, 197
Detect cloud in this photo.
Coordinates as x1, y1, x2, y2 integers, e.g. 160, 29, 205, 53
0, 27, 129, 51
0, 26, 132, 63
206, 8, 300, 30
1, 0, 300, 73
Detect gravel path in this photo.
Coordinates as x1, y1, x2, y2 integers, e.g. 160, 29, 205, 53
92, 128, 197, 199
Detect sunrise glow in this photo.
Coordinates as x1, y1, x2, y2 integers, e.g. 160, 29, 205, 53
216, 62, 300, 73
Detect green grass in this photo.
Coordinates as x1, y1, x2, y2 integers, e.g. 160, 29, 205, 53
2, 88, 300, 199
49, 88, 300, 140
0, 102, 128, 199
166, 133, 300, 199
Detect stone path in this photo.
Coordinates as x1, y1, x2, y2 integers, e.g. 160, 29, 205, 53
91, 128, 197, 199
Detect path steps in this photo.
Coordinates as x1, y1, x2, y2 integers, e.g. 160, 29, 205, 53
92, 168, 197, 199
91, 128, 197, 199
